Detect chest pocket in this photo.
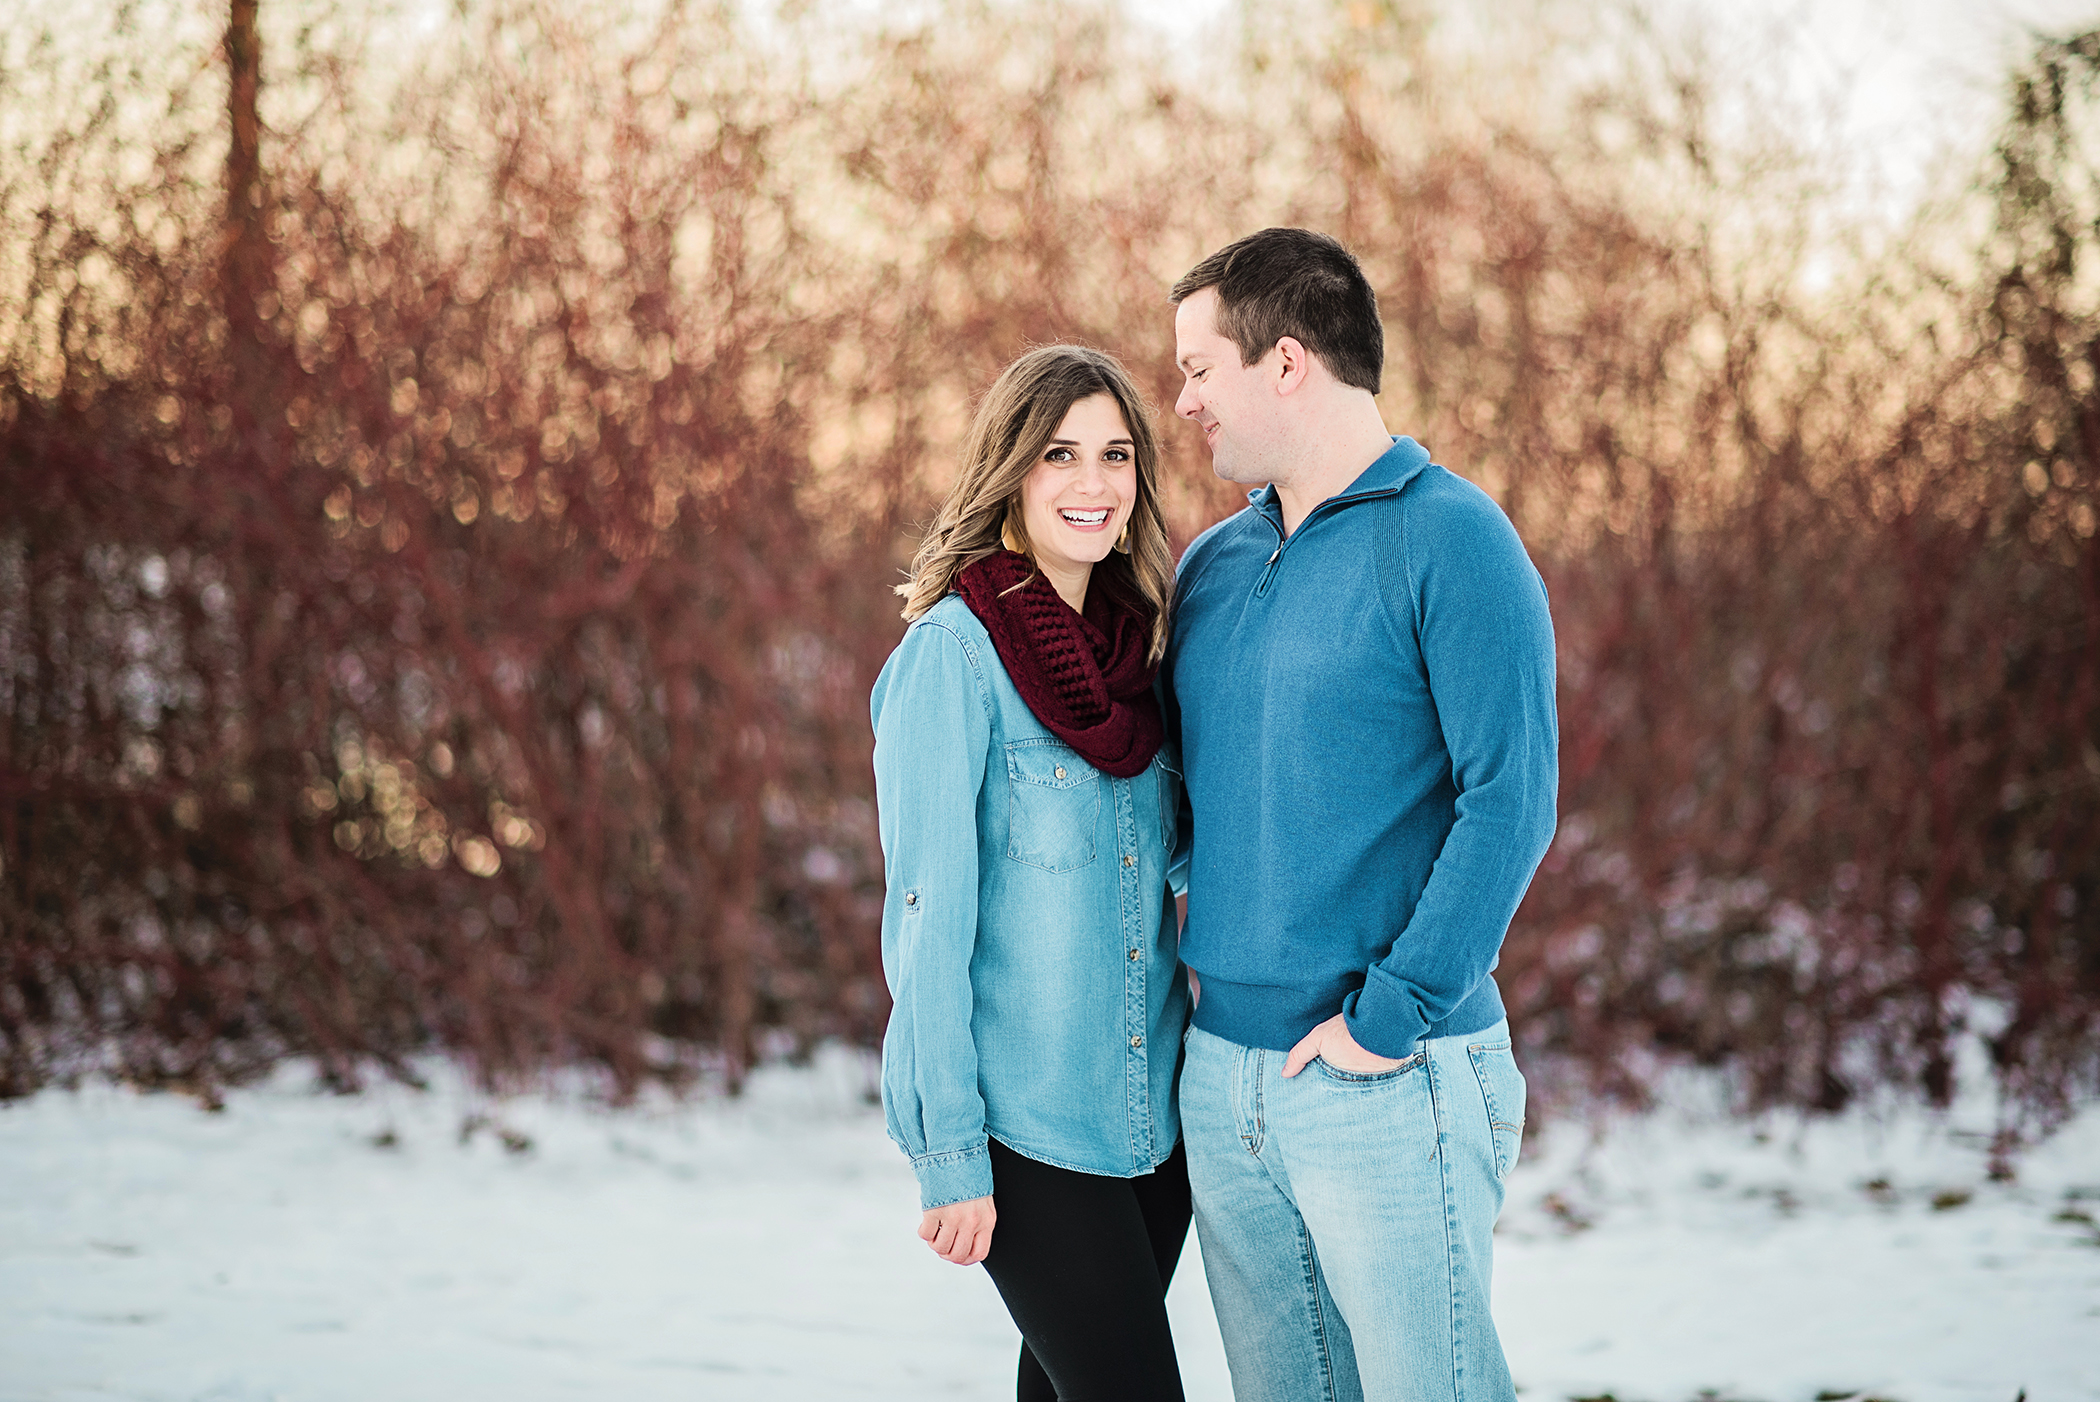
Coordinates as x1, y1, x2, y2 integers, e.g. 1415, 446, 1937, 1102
1006, 739, 1100, 873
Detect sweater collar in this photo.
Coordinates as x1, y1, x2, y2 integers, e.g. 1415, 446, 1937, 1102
1247, 435, 1434, 523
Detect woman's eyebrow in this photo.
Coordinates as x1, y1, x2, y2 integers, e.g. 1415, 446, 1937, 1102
1046, 436, 1136, 447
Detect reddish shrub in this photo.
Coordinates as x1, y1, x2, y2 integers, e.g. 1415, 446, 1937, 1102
0, 4, 2093, 1136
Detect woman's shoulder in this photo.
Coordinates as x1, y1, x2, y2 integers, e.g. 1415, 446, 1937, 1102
876, 594, 999, 708
896, 593, 993, 662
915, 591, 986, 636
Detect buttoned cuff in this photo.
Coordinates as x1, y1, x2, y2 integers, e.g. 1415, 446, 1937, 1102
1342, 968, 1432, 1061
911, 1140, 992, 1210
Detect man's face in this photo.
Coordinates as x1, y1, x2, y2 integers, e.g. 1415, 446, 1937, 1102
1175, 287, 1278, 487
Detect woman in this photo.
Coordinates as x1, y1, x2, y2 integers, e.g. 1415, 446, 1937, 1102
871, 345, 1192, 1400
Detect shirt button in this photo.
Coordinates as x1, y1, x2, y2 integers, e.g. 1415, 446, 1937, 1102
1122, 853, 1136, 867
1130, 1035, 1144, 1049
1128, 948, 1141, 961
903, 892, 917, 906
1054, 766, 1067, 780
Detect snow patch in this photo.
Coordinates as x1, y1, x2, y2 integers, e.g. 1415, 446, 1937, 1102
1, 1048, 2093, 1401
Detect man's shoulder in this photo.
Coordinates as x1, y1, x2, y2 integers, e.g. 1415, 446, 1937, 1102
1176, 504, 1264, 583
1398, 462, 1509, 523
1390, 463, 1531, 557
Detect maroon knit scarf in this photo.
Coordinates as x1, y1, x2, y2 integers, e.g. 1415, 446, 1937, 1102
953, 551, 1163, 779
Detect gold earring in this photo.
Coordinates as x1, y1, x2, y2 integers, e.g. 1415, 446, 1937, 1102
1115, 521, 1132, 554
1002, 516, 1028, 555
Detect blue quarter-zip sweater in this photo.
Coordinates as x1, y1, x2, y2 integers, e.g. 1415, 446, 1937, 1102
1161, 436, 1558, 1060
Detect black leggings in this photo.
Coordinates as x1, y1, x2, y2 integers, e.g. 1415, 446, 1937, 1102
980, 1137, 1192, 1402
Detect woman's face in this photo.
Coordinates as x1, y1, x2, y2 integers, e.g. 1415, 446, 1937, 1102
1018, 393, 1139, 606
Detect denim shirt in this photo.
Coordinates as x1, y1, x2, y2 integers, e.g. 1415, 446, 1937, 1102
871, 593, 1189, 1209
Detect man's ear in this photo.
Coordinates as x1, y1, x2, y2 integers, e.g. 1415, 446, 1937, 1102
1272, 336, 1314, 396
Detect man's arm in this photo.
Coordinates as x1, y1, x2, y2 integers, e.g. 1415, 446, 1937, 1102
1331, 486, 1559, 1063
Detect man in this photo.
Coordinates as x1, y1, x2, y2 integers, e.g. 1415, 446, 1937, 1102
1162, 227, 1557, 1401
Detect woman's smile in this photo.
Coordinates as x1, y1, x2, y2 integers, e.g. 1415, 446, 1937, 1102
1019, 392, 1139, 610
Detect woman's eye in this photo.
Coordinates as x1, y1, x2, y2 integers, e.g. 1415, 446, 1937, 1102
1045, 447, 1074, 463
1104, 448, 1129, 462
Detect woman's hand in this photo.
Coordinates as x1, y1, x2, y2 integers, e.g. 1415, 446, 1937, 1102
919, 1195, 996, 1265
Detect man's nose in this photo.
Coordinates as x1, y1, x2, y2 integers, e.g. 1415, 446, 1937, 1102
1175, 381, 1199, 419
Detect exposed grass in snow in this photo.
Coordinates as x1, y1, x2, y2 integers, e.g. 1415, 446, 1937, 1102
1, 1048, 2093, 1402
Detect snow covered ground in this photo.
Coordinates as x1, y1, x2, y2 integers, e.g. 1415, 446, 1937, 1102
3, 1047, 2094, 1402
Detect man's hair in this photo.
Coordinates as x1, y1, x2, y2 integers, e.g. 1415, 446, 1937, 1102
1169, 228, 1383, 394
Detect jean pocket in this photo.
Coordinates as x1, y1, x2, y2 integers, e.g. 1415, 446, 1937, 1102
1005, 739, 1100, 872
1467, 1041, 1526, 1179
1312, 1051, 1425, 1087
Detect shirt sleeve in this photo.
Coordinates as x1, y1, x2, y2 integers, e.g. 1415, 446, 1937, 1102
871, 618, 996, 1208
1344, 492, 1560, 1058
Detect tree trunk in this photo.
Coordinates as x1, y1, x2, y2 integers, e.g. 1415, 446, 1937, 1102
222, 0, 274, 449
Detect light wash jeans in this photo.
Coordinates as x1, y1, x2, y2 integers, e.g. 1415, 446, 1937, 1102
1181, 1020, 1526, 1402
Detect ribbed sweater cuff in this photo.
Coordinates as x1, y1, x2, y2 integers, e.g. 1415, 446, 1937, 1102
1342, 969, 1433, 1060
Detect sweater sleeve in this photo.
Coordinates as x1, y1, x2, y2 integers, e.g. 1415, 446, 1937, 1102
1343, 489, 1559, 1058
1156, 673, 1193, 899
1160, 516, 1237, 902
871, 619, 996, 1208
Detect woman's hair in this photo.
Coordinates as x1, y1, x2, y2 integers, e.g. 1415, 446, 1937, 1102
897, 345, 1174, 663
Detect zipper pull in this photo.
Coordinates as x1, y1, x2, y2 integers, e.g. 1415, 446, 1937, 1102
1266, 546, 1280, 565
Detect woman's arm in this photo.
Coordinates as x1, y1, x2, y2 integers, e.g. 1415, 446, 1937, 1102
871, 618, 998, 1217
